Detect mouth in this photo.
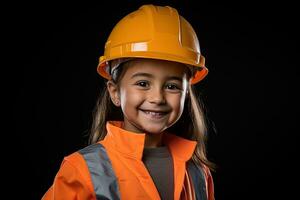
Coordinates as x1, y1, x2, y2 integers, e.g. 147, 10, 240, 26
140, 109, 169, 119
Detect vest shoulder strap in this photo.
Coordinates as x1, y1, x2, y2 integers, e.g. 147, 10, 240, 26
187, 160, 208, 200
78, 143, 120, 200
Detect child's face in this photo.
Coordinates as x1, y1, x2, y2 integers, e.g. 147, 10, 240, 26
109, 59, 189, 135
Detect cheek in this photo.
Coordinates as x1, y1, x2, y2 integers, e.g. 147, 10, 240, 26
169, 93, 186, 113
120, 88, 144, 109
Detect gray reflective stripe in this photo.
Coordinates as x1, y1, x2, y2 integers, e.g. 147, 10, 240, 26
187, 161, 208, 200
79, 143, 120, 200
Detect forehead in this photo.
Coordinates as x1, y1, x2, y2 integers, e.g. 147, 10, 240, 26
122, 58, 189, 78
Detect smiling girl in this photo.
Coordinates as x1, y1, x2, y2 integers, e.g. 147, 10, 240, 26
43, 4, 215, 200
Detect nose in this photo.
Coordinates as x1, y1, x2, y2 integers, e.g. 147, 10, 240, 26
148, 87, 166, 105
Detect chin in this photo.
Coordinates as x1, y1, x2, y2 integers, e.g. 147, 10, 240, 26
142, 126, 167, 135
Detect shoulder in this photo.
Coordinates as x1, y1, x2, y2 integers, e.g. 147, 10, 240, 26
64, 143, 105, 165
187, 161, 213, 180
201, 165, 215, 200
42, 149, 96, 200
59, 143, 108, 184
187, 160, 207, 184
58, 151, 94, 189
187, 161, 215, 200
62, 151, 88, 174
201, 164, 213, 180
62, 143, 106, 176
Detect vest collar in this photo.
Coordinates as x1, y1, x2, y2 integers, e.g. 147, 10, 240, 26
102, 121, 197, 161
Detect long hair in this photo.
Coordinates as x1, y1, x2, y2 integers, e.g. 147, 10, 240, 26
89, 61, 215, 170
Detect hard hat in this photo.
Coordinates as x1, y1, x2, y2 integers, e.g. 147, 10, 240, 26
97, 4, 208, 84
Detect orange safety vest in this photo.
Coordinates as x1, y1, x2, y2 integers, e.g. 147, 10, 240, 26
42, 121, 214, 200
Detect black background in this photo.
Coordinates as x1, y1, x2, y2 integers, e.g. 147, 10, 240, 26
8, 0, 298, 199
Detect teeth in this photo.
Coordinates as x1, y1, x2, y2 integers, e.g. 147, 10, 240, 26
145, 111, 163, 116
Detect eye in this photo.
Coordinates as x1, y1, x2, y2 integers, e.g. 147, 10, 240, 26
165, 83, 181, 90
135, 80, 149, 88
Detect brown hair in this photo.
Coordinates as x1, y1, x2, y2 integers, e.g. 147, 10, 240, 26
89, 60, 215, 170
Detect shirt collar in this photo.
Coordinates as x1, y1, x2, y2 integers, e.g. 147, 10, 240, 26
102, 121, 197, 161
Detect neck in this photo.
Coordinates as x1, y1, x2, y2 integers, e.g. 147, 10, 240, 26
144, 133, 164, 148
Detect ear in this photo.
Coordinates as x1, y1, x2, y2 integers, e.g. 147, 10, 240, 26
107, 81, 121, 107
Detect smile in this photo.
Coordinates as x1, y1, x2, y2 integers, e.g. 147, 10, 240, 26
140, 109, 169, 119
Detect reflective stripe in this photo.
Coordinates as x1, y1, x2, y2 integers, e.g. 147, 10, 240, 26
79, 143, 120, 200
187, 161, 208, 200
79, 143, 207, 200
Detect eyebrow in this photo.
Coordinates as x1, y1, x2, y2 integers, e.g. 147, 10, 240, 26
131, 72, 153, 79
131, 72, 183, 82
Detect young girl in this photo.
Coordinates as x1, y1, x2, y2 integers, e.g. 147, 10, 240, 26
43, 4, 215, 200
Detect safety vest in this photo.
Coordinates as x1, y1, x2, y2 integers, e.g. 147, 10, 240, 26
79, 143, 207, 200
42, 121, 214, 200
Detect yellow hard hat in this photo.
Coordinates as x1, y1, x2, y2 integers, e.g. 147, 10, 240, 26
97, 4, 208, 84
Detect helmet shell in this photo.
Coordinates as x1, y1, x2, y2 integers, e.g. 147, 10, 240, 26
97, 5, 208, 84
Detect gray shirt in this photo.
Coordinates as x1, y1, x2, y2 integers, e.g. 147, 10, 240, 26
142, 146, 174, 200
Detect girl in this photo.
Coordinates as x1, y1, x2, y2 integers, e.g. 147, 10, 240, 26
43, 4, 215, 200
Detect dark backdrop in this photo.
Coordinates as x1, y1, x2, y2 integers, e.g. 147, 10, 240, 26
9, 1, 298, 199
